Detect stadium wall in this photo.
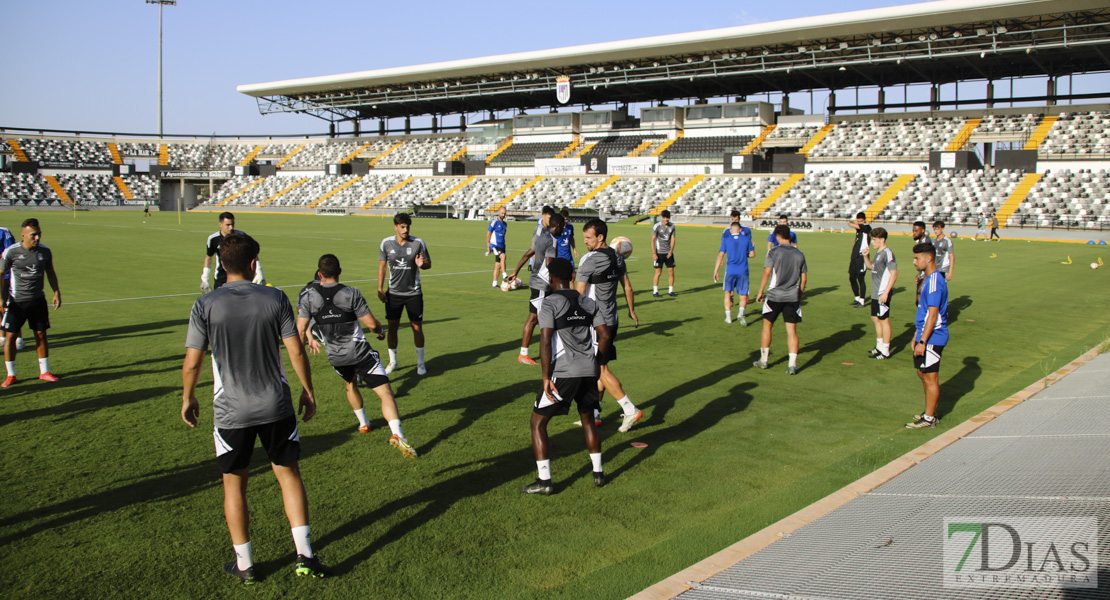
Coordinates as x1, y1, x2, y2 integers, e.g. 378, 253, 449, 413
804, 162, 925, 174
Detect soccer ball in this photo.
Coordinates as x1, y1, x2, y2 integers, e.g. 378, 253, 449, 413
510, 278, 522, 290
500, 280, 512, 292
610, 236, 633, 258
1092, 262, 1100, 270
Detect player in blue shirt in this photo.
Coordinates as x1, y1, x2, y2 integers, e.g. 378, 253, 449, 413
766, 214, 798, 252
556, 209, 579, 267
907, 242, 949, 429
713, 221, 755, 325
486, 206, 509, 288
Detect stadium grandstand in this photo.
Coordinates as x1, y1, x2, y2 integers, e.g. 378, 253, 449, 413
3, 0, 1110, 231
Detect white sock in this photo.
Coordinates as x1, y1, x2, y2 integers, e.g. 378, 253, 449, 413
493, 280, 498, 287
354, 408, 369, 427
879, 342, 890, 355
924, 414, 936, 422
520, 347, 529, 357
416, 347, 425, 365
760, 347, 769, 363
589, 452, 603, 472
593, 408, 600, 421
536, 459, 551, 481
876, 337, 883, 349
653, 286, 659, 293
388, 348, 398, 364
388, 419, 403, 438
38, 357, 48, 375
738, 305, 746, 316
616, 395, 636, 414
233, 541, 253, 570
501, 272, 507, 280
668, 286, 674, 293
725, 310, 732, 322
291, 525, 313, 558
4, 361, 13, 377
788, 353, 798, 368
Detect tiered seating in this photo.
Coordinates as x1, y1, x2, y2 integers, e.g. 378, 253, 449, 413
1038, 111, 1110, 155
763, 125, 821, 146
885, 169, 1024, 224
1020, 169, 1110, 229
973, 113, 1041, 138
775, 171, 899, 220
315, 174, 408, 208
273, 142, 361, 168
505, 177, 603, 211
375, 136, 466, 167
54, 174, 123, 201
207, 176, 256, 206
117, 142, 161, 157
489, 142, 566, 165
668, 176, 788, 216
589, 177, 690, 214
264, 175, 353, 207
168, 143, 256, 169
18, 138, 112, 163
0, 173, 58, 200
220, 176, 299, 207
123, 175, 159, 199
581, 136, 663, 158
658, 136, 754, 163
808, 117, 966, 159
382, 177, 468, 209
440, 177, 531, 212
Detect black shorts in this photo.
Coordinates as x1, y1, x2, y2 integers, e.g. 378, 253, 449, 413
528, 287, 547, 314
491, 246, 505, 261
762, 300, 801, 324
2, 297, 50, 332
214, 415, 300, 473
533, 376, 601, 417
385, 292, 423, 322
871, 296, 893, 320
334, 352, 390, 390
849, 257, 866, 274
914, 343, 944, 373
653, 255, 675, 269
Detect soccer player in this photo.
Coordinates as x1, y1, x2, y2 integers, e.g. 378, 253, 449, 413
989, 213, 1001, 241
975, 212, 986, 241
932, 220, 955, 282
906, 243, 949, 428
528, 206, 556, 272
911, 220, 932, 305
864, 228, 898, 360
377, 213, 432, 376
520, 257, 610, 495
651, 209, 677, 297
754, 225, 807, 375
847, 212, 871, 308
181, 233, 329, 583
201, 212, 264, 293
766, 214, 798, 252
0, 224, 25, 352
0, 219, 61, 387
297, 254, 416, 458
486, 206, 509, 288
508, 213, 564, 365
714, 221, 756, 325
722, 209, 742, 236
556, 208, 579, 276
576, 219, 642, 432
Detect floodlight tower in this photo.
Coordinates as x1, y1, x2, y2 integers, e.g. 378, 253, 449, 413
146, 0, 176, 137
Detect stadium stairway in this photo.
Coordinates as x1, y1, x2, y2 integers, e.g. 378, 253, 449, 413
555, 137, 581, 158
573, 175, 620, 207
650, 131, 682, 157
307, 176, 362, 209
484, 137, 513, 164
432, 176, 474, 204
797, 124, 835, 155
448, 146, 468, 161
341, 143, 373, 164
275, 146, 303, 168
113, 176, 134, 200
945, 118, 981, 151
1024, 115, 1059, 150
239, 145, 264, 166
574, 142, 597, 158
627, 140, 654, 157
370, 141, 404, 166
649, 174, 703, 215
6, 140, 30, 162
740, 124, 776, 154
107, 143, 123, 165
488, 176, 543, 212
749, 173, 804, 218
44, 176, 72, 206
361, 176, 414, 209
864, 174, 916, 220
258, 177, 310, 207
217, 179, 263, 207
158, 144, 168, 165
996, 173, 1043, 227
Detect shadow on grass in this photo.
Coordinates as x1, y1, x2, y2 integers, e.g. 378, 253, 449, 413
49, 319, 184, 349
404, 379, 537, 456
937, 356, 981, 419
0, 384, 180, 427
799, 286, 838, 303
799, 323, 867, 372
948, 295, 972, 321
390, 336, 521, 398
640, 358, 758, 426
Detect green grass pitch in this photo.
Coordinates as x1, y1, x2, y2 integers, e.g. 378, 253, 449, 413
0, 210, 1107, 599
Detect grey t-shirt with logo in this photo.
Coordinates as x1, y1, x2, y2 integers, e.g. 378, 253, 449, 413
379, 235, 430, 296
538, 290, 606, 378
185, 281, 297, 429
529, 232, 557, 291
871, 247, 897, 300
763, 245, 807, 303
653, 222, 676, 254
0, 243, 53, 302
934, 236, 954, 273
577, 247, 626, 327
297, 283, 376, 368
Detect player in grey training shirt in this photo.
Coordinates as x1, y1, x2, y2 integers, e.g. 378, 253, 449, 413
377, 213, 432, 376
181, 232, 329, 582
651, 210, 677, 297
0, 218, 62, 387
520, 258, 611, 495
298, 254, 416, 457
932, 220, 955, 281
864, 227, 899, 360
508, 212, 564, 365
754, 225, 807, 375
575, 219, 642, 433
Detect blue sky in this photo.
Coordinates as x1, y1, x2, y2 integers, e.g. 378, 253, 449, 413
1, 0, 1101, 136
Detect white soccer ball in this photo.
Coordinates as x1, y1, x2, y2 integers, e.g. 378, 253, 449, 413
510, 278, 522, 290
610, 236, 633, 258
1092, 262, 1100, 270
500, 280, 512, 292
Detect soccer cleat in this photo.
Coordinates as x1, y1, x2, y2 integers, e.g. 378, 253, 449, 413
517, 355, 537, 365
618, 410, 643, 433
786, 366, 797, 375
294, 554, 330, 578
872, 353, 890, 360
519, 479, 553, 495
383, 362, 397, 375
667, 292, 677, 297
416, 363, 427, 376
358, 424, 371, 434
651, 292, 661, 298
593, 472, 606, 487
725, 316, 732, 324
752, 360, 769, 370
1, 376, 15, 388
389, 434, 418, 459
491, 282, 498, 288
38, 372, 60, 382
868, 347, 881, 357
738, 316, 747, 327
223, 560, 256, 584
906, 416, 938, 429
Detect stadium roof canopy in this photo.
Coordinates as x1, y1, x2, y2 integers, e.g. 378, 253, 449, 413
239, 0, 1110, 122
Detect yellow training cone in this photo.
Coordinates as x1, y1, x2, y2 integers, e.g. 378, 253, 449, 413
1061, 256, 1073, 264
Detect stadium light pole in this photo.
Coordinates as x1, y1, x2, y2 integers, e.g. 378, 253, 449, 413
146, 0, 175, 137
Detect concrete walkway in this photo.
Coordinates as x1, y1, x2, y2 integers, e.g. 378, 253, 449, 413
633, 349, 1110, 600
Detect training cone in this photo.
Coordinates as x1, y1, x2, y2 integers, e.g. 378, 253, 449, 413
1062, 256, 1073, 264
989, 252, 998, 258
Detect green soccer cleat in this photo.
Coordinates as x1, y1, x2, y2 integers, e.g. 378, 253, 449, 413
295, 554, 330, 578
389, 434, 418, 459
